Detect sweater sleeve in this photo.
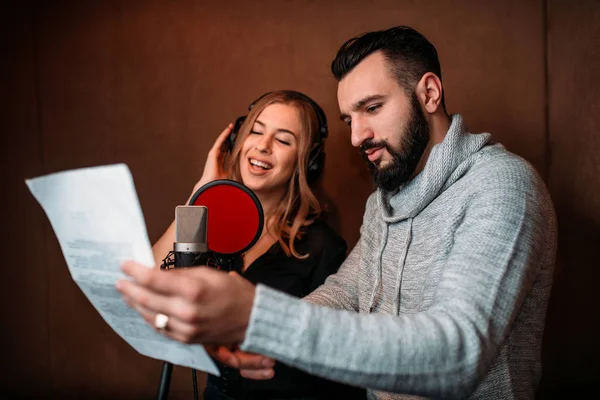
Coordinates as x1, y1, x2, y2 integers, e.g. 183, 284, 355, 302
240, 167, 557, 398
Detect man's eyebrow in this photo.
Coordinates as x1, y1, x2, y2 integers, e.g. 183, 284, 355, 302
339, 94, 386, 121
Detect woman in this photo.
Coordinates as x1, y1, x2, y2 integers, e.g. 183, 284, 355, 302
151, 91, 366, 400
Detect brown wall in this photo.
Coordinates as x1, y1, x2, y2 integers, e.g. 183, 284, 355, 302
539, 0, 600, 396
1, 0, 597, 398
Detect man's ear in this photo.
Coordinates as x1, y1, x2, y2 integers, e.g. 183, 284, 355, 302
415, 72, 443, 114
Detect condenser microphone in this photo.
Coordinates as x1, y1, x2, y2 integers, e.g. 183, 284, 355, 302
173, 205, 209, 268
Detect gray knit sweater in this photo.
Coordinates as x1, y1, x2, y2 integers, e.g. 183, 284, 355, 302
240, 114, 557, 399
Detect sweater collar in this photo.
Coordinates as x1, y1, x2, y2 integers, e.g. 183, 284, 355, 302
378, 114, 492, 222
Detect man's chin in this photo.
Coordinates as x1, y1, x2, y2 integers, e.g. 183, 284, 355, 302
377, 159, 393, 169
373, 155, 397, 171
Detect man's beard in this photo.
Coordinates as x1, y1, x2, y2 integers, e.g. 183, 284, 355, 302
360, 93, 430, 192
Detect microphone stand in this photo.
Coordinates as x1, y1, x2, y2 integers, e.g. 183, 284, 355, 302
156, 362, 199, 400
154, 179, 261, 399
155, 252, 238, 400
157, 362, 173, 400
156, 253, 178, 400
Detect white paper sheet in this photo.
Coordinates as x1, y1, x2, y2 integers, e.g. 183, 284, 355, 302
25, 163, 219, 376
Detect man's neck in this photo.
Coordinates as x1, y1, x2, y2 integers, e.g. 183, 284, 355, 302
413, 113, 451, 176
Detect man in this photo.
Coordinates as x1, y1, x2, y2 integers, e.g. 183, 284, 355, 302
117, 26, 557, 399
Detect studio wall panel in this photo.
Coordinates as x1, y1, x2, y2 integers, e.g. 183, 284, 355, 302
0, 2, 51, 397
540, 0, 600, 396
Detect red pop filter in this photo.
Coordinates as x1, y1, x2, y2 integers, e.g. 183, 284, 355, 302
189, 180, 263, 256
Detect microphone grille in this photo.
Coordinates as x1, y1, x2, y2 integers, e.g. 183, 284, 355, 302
175, 206, 208, 243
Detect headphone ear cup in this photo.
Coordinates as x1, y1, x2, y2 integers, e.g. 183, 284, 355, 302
306, 146, 325, 184
229, 116, 246, 152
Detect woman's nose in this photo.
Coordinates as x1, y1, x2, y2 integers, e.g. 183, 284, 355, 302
255, 134, 272, 153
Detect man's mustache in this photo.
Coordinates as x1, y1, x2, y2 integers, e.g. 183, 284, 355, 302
360, 140, 391, 162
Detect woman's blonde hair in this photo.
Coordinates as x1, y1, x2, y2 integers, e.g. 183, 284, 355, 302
227, 90, 324, 259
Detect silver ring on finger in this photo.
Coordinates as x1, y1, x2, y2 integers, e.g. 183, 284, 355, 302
154, 313, 169, 330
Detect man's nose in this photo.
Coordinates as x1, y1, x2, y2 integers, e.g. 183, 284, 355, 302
350, 116, 374, 148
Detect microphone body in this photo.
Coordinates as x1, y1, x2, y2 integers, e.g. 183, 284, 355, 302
173, 205, 209, 268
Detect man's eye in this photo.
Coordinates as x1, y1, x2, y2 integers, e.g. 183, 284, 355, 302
344, 119, 352, 126
366, 104, 381, 113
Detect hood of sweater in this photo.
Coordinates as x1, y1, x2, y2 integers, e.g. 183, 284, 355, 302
379, 114, 492, 222
367, 114, 493, 315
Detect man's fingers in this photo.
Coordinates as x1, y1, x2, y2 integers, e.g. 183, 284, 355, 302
121, 294, 200, 342
236, 352, 275, 369
120, 261, 208, 299
214, 346, 240, 368
120, 261, 184, 294
204, 344, 219, 357
208, 345, 275, 371
205, 345, 241, 369
117, 278, 176, 315
240, 368, 275, 380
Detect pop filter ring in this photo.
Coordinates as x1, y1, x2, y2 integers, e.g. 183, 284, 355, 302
188, 179, 264, 257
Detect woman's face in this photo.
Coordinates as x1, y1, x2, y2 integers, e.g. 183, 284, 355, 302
239, 103, 302, 196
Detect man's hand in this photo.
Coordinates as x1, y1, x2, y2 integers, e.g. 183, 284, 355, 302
206, 345, 276, 380
116, 261, 254, 344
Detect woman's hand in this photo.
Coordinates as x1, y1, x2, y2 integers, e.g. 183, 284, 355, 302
191, 123, 235, 195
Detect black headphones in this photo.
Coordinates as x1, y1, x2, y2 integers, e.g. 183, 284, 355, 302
227, 90, 328, 184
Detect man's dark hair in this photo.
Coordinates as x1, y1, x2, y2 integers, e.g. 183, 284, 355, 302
331, 26, 445, 109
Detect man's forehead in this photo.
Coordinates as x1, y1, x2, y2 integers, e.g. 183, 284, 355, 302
337, 55, 394, 109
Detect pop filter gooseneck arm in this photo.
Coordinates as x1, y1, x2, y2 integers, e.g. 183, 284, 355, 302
157, 180, 264, 400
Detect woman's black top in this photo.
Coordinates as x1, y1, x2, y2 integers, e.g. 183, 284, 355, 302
205, 220, 366, 400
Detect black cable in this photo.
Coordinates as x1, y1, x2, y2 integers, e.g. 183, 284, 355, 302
192, 369, 198, 400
